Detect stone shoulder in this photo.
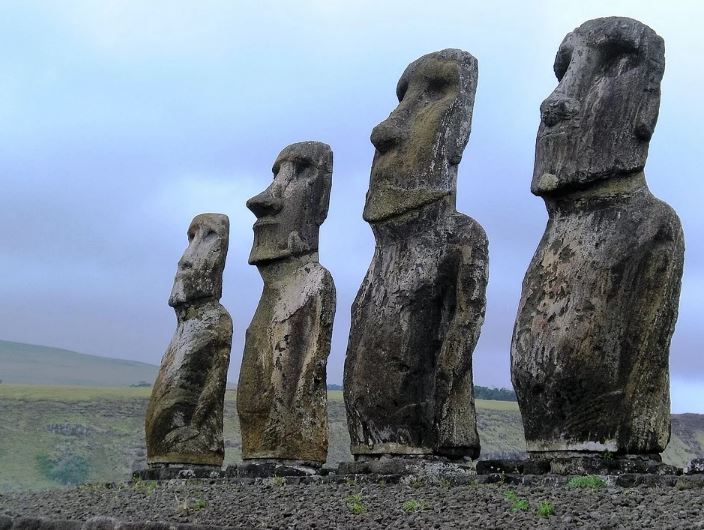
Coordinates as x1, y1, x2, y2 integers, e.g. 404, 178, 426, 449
448, 211, 488, 248
647, 194, 684, 242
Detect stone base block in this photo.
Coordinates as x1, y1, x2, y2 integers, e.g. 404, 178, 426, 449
226, 460, 323, 478
477, 455, 681, 476
337, 455, 473, 477
685, 458, 704, 475
132, 464, 224, 481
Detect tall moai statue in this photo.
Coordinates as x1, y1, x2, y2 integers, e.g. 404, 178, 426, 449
512, 17, 684, 456
145, 214, 233, 467
344, 49, 489, 460
237, 142, 336, 466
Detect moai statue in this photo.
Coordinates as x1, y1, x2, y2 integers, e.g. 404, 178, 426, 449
237, 142, 336, 466
343, 49, 489, 460
511, 17, 684, 457
145, 214, 233, 467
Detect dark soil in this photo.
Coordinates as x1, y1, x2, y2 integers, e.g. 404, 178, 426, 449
1, 479, 703, 529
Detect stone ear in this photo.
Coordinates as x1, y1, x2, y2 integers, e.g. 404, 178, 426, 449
315, 149, 333, 225
316, 174, 331, 225
635, 92, 660, 141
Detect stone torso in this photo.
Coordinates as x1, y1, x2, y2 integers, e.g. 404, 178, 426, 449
512, 183, 684, 454
345, 204, 486, 457
145, 300, 232, 466
237, 261, 335, 463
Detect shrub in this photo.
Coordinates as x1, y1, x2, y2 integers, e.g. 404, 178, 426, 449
345, 493, 366, 514
504, 490, 529, 511
537, 500, 555, 518
35, 453, 89, 485
567, 475, 607, 489
402, 499, 427, 513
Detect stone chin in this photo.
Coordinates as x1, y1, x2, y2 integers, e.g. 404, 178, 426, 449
168, 274, 195, 307
362, 183, 450, 223
248, 231, 314, 265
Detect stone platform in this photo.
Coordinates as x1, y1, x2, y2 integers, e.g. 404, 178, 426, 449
477, 454, 681, 477
130, 456, 704, 489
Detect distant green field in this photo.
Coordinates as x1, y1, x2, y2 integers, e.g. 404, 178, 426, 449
0, 339, 158, 387
0, 384, 700, 493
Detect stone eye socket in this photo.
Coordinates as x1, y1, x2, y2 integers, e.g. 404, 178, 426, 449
426, 77, 450, 100
294, 159, 312, 174
597, 40, 639, 76
554, 47, 572, 81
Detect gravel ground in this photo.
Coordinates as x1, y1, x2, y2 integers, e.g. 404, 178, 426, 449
1, 479, 703, 529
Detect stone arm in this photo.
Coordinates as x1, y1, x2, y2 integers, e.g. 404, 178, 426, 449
192, 307, 233, 429
434, 223, 488, 454
623, 210, 684, 453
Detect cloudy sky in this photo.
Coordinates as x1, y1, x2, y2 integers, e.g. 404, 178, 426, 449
0, 1, 701, 413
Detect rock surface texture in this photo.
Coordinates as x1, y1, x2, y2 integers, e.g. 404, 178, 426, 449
344, 49, 488, 459
237, 141, 336, 465
511, 17, 684, 456
145, 214, 232, 467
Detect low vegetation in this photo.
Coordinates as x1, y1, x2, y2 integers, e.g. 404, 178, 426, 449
504, 490, 529, 511
401, 499, 427, 513
567, 475, 607, 489
537, 500, 556, 518
0, 384, 701, 491
344, 492, 366, 514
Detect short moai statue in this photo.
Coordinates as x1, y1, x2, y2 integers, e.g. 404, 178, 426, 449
237, 142, 336, 466
343, 49, 489, 460
511, 17, 684, 456
145, 214, 233, 467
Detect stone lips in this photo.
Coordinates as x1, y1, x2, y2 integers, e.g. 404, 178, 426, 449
145, 213, 233, 467
512, 16, 684, 456
344, 48, 488, 459
238, 141, 336, 464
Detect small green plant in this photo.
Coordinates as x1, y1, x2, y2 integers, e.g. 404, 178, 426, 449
504, 490, 529, 511
567, 475, 607, 489
536, 500, 555, 518
345, 492, 366, 514
601, 451, 614, 462
409, 477, 424, 489
344, 475, 359, 488
272, 475, 286, 487
402, 499, 427, 513
133, 479, 157, 497
439, 477, 452, 489
194, 498, 208, 510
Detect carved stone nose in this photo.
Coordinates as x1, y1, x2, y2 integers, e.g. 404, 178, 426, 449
246, 190, 283, 217
370, 120, 404, 154
541, 96, 581, 127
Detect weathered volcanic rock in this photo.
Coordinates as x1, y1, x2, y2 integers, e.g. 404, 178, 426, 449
237, 142, 336, 465
145, 214, 232, 467
511, 17, 684, 456
344, 49, 488, 459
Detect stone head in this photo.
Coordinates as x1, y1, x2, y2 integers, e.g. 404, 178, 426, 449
247, 141, 332, 265
533, 17, 665, 196
363, 48, 478, 223
169, 213, 230, 307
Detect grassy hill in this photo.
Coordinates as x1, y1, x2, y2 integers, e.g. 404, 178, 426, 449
0, 385, 701, 492
0, 340, 157, 387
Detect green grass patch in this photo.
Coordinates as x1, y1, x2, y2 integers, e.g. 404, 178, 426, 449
567, 475, 607, 489
537, 500, 555, 517
402, 499, 427, 513
504, 490, 529, 511
345, 492, 366, 514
